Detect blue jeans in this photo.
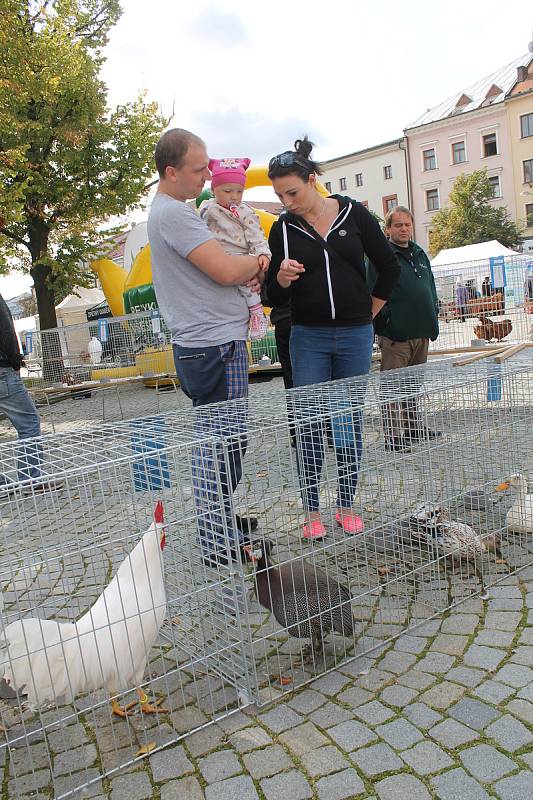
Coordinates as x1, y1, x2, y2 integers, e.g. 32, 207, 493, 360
290, 324, 373, 512
0, 366, 41, 485
173, 342, 249, 560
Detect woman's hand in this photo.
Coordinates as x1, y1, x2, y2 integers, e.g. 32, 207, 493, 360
277, 258, 305, 288
371, 296, 386, 319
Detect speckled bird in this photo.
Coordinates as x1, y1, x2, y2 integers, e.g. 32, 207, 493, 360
409, 503, 486, 561
245, 543, 354, 658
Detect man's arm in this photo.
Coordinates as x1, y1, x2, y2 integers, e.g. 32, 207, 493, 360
187, 239, 259, 285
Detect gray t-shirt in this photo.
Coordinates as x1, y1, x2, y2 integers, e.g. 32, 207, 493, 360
147, 193, 249, 347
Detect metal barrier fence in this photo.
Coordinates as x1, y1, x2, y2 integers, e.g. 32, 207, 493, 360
430, 253, 533, 352
1, 356, 533, 797
23, 310, 280, 388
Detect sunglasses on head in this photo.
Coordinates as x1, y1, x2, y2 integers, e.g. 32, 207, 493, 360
268, 151, 309, 172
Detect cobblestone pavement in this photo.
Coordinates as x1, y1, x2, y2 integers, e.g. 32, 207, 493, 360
2, 376, 533, 799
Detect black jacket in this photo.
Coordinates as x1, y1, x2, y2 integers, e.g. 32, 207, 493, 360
368, 240, 439, 342
267, 196, 400, 327
0, 293, 24, 370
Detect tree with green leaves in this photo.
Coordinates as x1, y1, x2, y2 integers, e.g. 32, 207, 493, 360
0, 1, 166, 352
428, 170, 524, 257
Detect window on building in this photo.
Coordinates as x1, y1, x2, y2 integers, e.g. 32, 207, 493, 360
383, 165, 392, 180
521, 113, 533, 138
339, 177, 347, 191
382, 194, 398, 215
526, 204, 533, 227
482, 133, 498, 157
452, 141, 466, 164
355, 172, 363, 187
324, 181, 331, 192
426, 188, 440, 211
423, 148, 436, 171
488, 175, 501, 198
524, 159, 533, 184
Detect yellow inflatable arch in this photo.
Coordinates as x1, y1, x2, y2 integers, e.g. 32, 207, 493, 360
91, 165, 329, 316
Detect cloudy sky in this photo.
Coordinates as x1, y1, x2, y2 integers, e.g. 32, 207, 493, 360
2, 0, 531, 299
100, 0, 532, 161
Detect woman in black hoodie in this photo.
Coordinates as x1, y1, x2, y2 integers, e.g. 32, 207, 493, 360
267, 137, 399, 539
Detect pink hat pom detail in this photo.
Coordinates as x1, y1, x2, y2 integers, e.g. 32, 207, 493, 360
209, 157, 251, 189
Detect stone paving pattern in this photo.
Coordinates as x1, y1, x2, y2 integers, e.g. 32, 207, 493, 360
2, 377, 533, 798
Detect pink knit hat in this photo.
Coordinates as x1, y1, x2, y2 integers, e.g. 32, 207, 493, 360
209, 158, 251, 189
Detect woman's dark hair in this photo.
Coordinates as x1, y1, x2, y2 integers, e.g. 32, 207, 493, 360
268, 135, 323, 181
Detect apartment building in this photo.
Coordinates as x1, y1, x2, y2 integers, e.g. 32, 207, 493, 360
404, 53, 533, 249
319, 138, 409, 220
506, 55, 533, 252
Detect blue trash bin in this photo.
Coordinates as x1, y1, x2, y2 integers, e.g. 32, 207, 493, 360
130, 416, 171, 492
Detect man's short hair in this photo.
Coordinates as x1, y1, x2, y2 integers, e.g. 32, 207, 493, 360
154, 129, 205, 178
385, 205, 414, 229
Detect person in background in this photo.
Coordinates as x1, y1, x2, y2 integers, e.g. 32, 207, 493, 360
455, 277, 468, 322
267, 137, 400, 539
369, 206, 440, 453
482, 276, 493, 298
0, 293, 63, 496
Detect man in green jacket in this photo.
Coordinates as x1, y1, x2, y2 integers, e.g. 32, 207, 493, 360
368, 206, 440, 452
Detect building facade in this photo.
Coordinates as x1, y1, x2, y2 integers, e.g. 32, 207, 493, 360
405, 53, 533, 250
506, 59, 533, 253
319, 139, 409, 220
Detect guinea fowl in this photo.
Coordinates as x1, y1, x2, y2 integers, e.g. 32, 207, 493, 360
245, 543, 354, 660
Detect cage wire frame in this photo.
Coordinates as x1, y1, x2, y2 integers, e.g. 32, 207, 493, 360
429, 252, 533, 352
1, 356, 533, 797
21, 309, 280, 391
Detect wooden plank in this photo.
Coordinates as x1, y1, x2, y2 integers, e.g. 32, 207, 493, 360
493, 342, 529, 363
453, 347, 508, 366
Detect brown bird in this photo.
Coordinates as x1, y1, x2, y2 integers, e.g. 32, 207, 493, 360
474, 314, 512, 343
245, 544, 354, 660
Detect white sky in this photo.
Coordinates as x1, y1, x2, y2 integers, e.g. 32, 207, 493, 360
2, 0, 531, 299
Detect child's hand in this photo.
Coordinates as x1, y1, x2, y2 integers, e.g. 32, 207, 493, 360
258, 254, 270, 272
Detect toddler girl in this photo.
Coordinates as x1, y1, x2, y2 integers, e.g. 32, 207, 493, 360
200, 158, 270, 339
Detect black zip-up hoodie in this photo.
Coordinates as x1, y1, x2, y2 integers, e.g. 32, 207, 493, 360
0, 293, 24, 370
267, 196, 400, 327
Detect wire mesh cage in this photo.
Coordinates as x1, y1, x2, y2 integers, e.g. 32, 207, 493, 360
431, 253, 533, 352
1, 355, 533, 797
23, 309, 281, 391
0, 422, 259, 799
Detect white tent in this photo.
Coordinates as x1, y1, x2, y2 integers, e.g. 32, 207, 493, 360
13, 315, 37, 335
431, 241, 519, 269
56, 287, 105, 327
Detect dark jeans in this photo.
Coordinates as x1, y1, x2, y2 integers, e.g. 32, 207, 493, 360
290, 324, 373, 512
173, 341, 248, 560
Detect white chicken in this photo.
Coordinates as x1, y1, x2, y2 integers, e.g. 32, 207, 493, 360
0, 501, 168, 717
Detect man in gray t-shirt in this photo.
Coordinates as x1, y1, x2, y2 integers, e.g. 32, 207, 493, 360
148, 128, 267, 568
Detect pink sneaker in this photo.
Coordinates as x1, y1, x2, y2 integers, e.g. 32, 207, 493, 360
302, 519, 327, 539
336, 511, 364, 535
249, 306, 268, 340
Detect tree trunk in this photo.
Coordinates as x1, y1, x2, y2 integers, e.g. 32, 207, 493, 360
29, 226, 64, 382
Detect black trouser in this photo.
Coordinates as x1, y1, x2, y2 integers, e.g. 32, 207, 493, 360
274, 318, 293, 390
274, 319, 297, 445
